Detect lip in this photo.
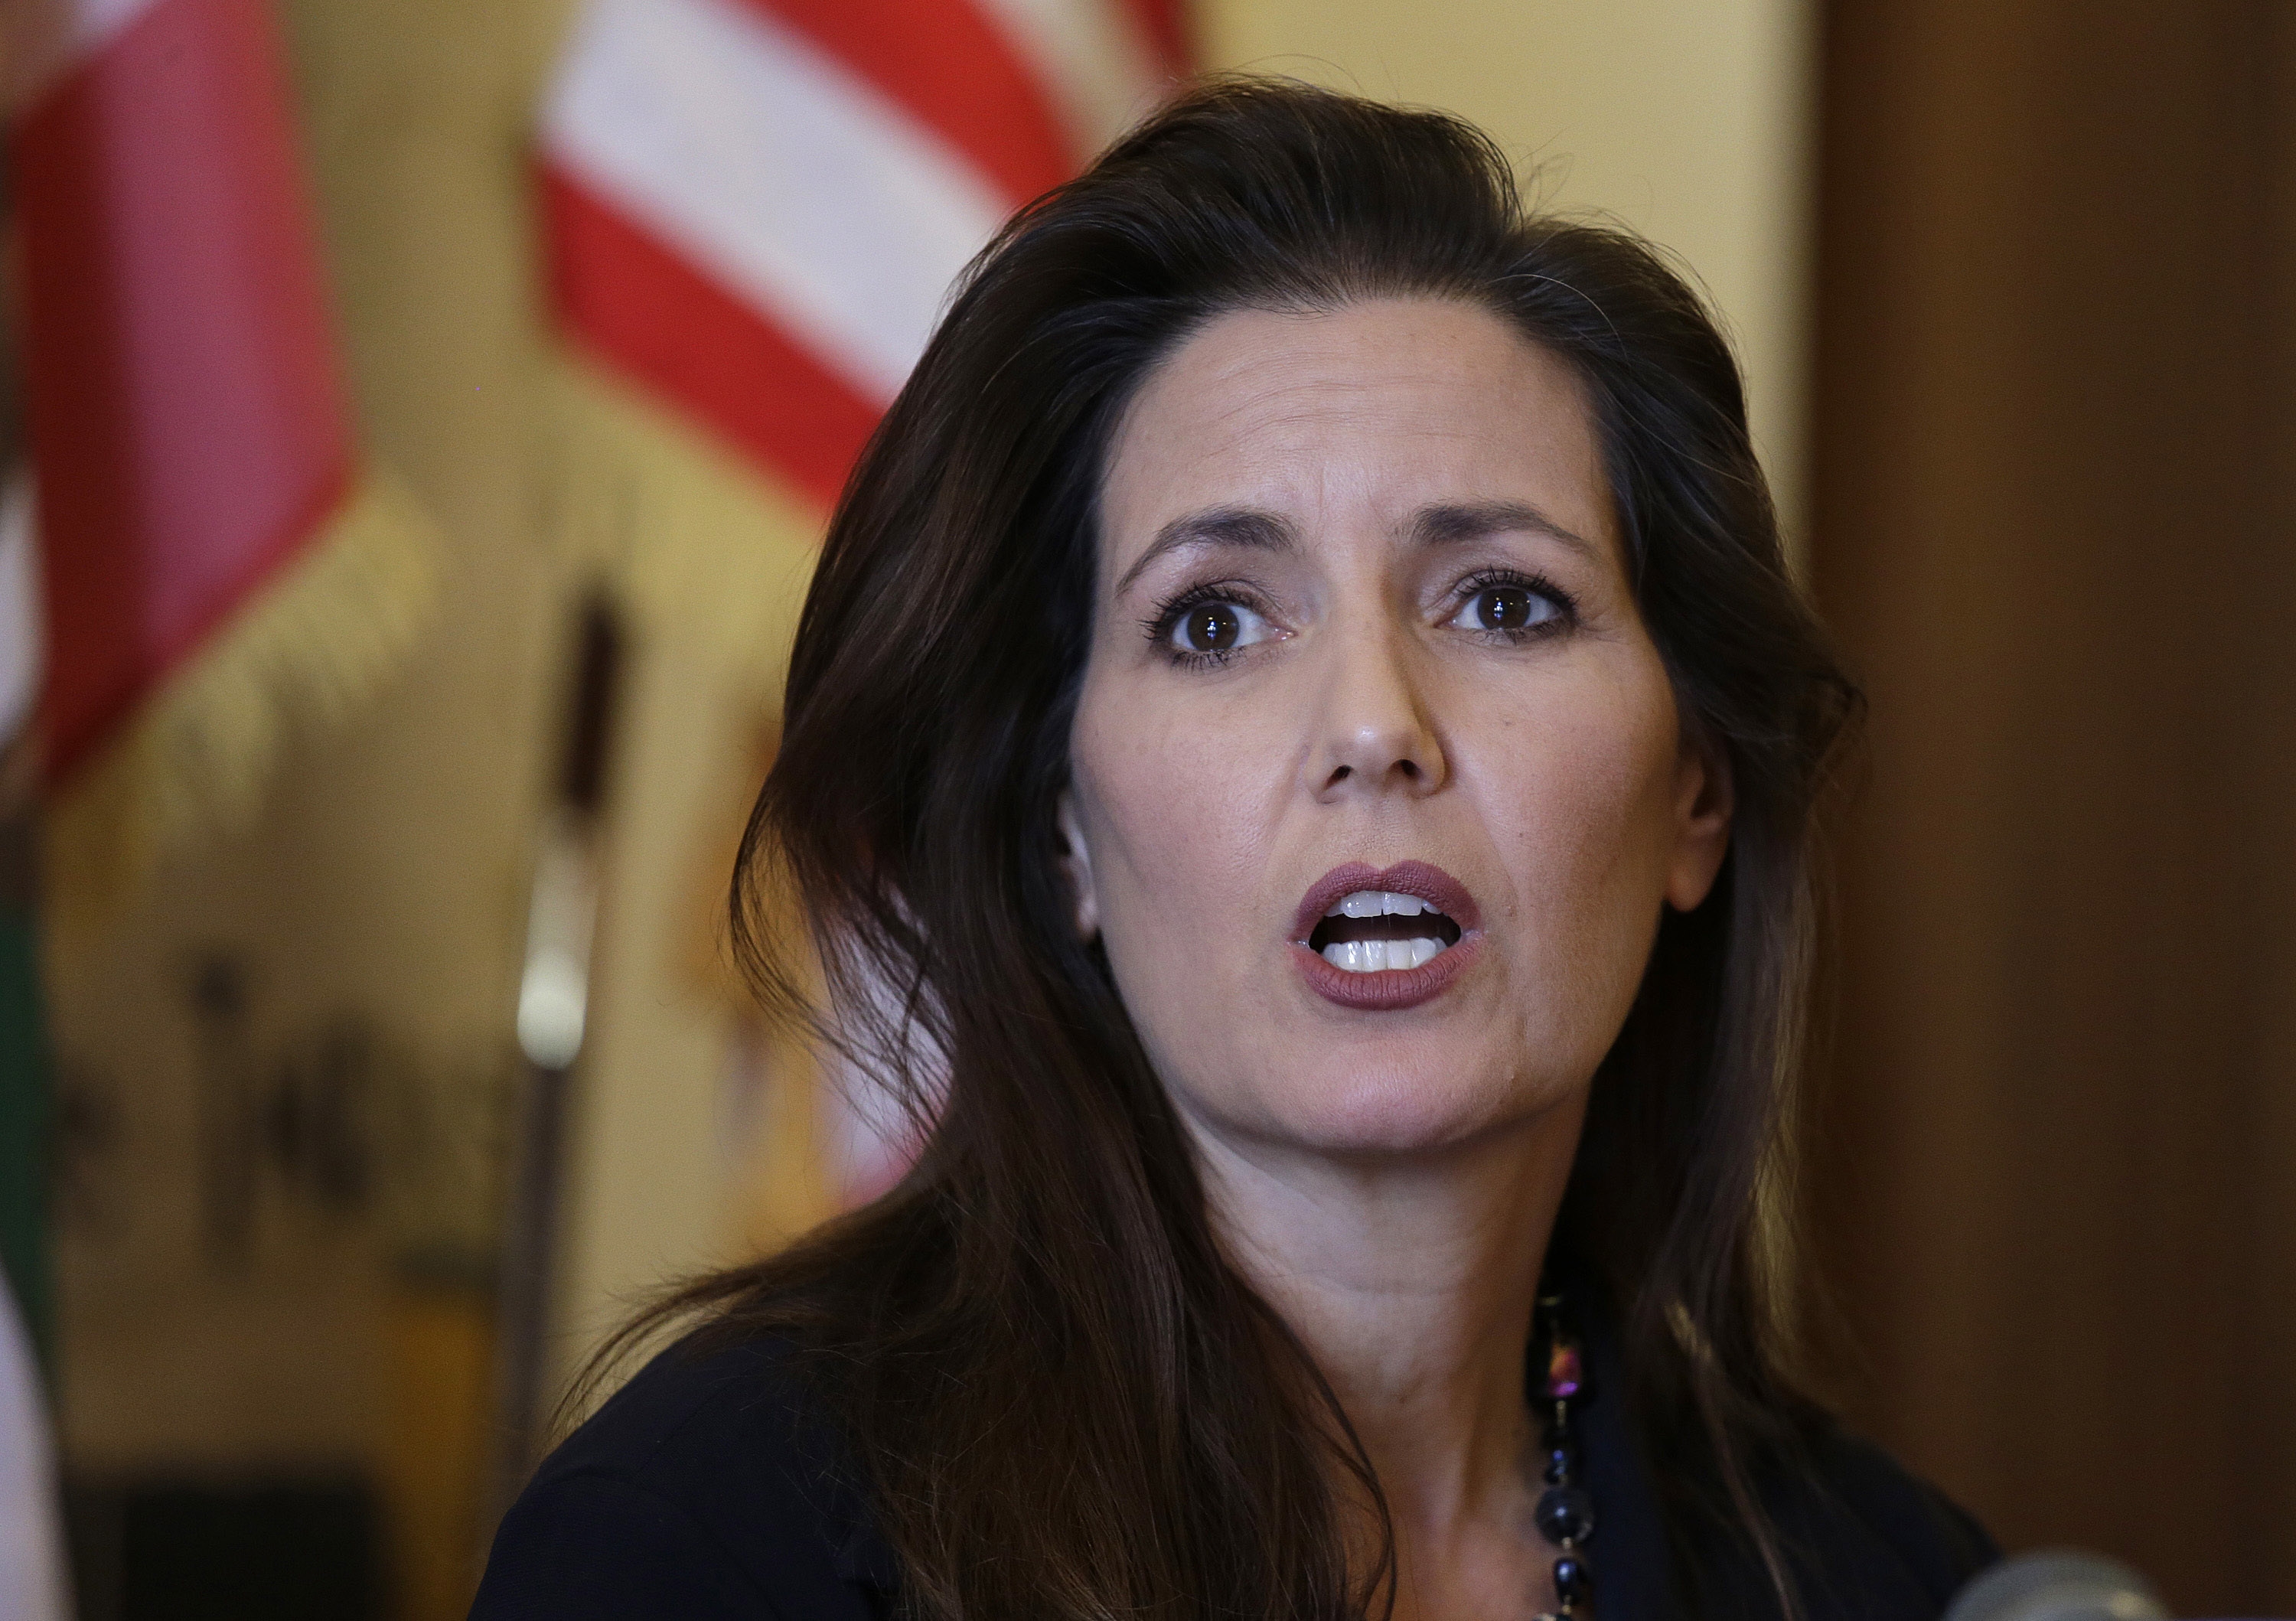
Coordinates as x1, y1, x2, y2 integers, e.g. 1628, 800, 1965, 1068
1290, 859, 1486, 1013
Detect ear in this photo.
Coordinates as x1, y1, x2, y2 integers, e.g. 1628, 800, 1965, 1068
1055, 789, 1101, 940
1664, 732, 1734, 913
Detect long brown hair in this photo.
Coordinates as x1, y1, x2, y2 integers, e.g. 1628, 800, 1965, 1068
596, 78, 1858, 1619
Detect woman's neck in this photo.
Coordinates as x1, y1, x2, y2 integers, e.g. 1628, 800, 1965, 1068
1187, 1089, 1588, 1570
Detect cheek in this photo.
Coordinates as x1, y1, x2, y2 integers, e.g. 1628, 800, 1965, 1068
1068, 697, 1269, 1098
1475, 676, 1682, 972
1068, 675, 1279, 971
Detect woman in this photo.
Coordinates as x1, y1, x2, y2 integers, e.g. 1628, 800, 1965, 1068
474, 80, 1994, 1620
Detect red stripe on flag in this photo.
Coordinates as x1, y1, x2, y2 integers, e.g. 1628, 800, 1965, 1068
736, 0, 1073, 202
543, 165, 884, 512
11, 0, 357, 784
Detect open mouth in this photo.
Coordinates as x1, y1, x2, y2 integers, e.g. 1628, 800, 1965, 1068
1291, 861, 1481, 1009
1306, 890, 1464, 974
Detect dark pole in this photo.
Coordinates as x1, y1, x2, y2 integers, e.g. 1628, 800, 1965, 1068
488, 594, 621, 1525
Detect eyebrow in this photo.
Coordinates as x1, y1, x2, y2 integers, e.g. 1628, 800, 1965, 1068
1113, 507, 1297, 595
1411, 499, 1600, 561
1112, 497, 1598, 596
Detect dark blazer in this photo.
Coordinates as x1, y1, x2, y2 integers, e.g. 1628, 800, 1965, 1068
472, 1326, 1996, 1619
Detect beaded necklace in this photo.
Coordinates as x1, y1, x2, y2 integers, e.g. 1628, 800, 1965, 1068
1530, 1291, 1595, 1619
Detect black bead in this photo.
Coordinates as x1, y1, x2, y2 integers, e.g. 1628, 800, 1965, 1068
1535, 1485, 1596, 1546
1552, 1554, 1591, 1606
1541, 1445, 1574, 1485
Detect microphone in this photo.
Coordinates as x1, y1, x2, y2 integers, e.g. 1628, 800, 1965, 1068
1944, 1551, 2169, 1621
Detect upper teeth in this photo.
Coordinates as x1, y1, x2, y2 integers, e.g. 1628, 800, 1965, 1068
1326, 890, 1437, 918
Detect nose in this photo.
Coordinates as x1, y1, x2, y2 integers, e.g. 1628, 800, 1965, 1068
1309, 619, 1448, 801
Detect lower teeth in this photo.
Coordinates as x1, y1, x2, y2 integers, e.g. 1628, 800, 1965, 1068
1320, 938, 1445, 974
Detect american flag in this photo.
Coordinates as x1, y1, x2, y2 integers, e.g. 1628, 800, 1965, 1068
537, 0, 1187, 509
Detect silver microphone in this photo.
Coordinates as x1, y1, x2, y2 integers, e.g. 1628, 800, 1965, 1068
1944, 1551, 2169, 1621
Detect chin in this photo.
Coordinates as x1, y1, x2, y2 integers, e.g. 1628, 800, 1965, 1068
1236, 1059, 1541, 1160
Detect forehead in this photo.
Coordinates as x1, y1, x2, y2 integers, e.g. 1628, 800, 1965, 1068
1098, 298, 1612, 569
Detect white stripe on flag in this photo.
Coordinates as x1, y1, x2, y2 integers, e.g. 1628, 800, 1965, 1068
542, 0, 1013, 407
970, 0, 1166, 158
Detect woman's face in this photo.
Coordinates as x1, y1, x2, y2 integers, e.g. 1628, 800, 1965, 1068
1062, 298, 1729, 1162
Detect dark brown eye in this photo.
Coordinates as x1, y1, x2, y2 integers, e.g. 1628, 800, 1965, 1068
1479, 587, 1533, 628
1160, 595, 1274, 658
1456, 584, 1556, 634
1180, 602, 1241, 652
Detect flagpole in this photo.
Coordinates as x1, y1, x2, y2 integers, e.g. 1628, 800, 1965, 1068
488, 595, 623, 1527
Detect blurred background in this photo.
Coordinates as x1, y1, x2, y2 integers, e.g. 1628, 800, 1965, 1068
0, 0, 2289, 1616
